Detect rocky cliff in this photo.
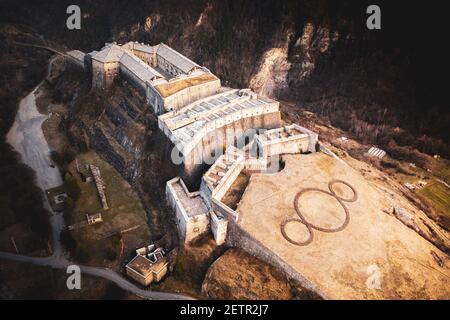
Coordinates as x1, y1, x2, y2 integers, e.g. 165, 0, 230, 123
45, 69, 179, 240
2, 0, 448, 158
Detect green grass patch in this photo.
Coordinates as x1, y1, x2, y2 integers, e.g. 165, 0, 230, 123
63, 151, 150, 268
417, 181, 450, 217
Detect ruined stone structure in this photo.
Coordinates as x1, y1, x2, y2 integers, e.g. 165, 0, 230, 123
89, 164, 108, 210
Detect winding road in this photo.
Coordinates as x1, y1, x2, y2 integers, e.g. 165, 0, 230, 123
1, 53, 192, 300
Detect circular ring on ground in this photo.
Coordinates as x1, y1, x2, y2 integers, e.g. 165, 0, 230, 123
280, 218, 314, 246
328, 179, 358, 202
293, 188, 350, 233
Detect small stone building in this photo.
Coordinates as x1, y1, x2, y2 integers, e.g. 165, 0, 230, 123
254, 124, 318, 158
125, 248, 168, 286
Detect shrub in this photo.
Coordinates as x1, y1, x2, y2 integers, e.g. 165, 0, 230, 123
76, 245, 91, 263
104, 247, 117, 261
63, 196, 75, 223
64, 172, 81, 201
110, 233, 122, 247
60, 229, 76, 251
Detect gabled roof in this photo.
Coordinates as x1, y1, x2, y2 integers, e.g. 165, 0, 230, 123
156, 43, 200, 74
120, 53, 163, 82
133, 42, 156, 54
67, 50, 85, 62
92, 44, 125, 63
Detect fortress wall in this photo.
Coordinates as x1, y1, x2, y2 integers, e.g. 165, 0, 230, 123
92, 60, 120, 89
157, 55, 183, 76
225, 217, 327, 299
166, 177, 190, 241
200, 179, 213, 208
103, 62, 120, 87
187, 106, 281, 157
210, 211, 228, 245
212, 199, 239, 221
147, 85, 164, 114
66, 55, 85, 71
184, 213, 210, 243
120, 65, 147, 96
92, 60, 105, 89
263, 136, 311, 157
166, 177, 210, 243
163, 78, 221, 112
297, 125, 319, 153
180, 111, 281, 188
244, 158, 269, 171
213, 161, 245, 202
132, 50, 153, 66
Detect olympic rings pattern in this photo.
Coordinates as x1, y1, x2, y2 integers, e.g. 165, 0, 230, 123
281, 180, 358, 246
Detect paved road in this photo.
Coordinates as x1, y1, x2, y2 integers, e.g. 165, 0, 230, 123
6, 86, 63, 191
0, 251, 192, 300
1, 55, 193, 300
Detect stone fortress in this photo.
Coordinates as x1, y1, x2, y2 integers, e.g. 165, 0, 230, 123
67, 42, 318, 245
158, 88, 282, 181
166, 123, 318, 246
67, 42, 450, 299
69, 42, 220, 114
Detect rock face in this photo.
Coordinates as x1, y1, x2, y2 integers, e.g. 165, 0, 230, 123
3, 1, 449, 157
71, 102, 146, 182
288, 22, 338, 83
249, 47, 291, 98
201, 248, 320, 300
57, 73, 179, 238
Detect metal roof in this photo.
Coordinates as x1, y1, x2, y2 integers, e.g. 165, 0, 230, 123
120, 53, 163, 82
92, 44, 125, 63
156, 43, 200, 74
133, 42, 156, 54
66, 50, 85, 62
167, 91, 277, 150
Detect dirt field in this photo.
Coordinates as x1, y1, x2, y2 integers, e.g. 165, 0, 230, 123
236, 152, 450, 299
202, 248, 321, 300
155, 73, 217, 97
222, 172, 249, 209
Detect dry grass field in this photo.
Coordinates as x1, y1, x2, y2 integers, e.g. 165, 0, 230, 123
236, 152, 450, 299
155, 73, 217, 97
